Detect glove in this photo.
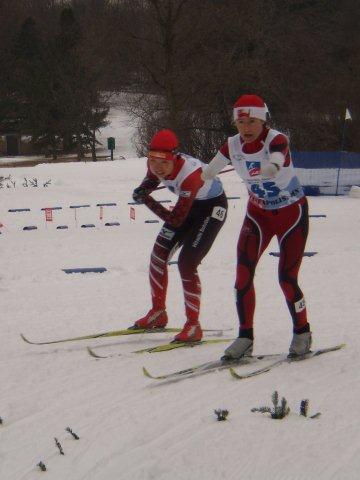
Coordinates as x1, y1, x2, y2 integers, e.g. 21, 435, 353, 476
132, 186, 148, 204
261, 163, 280, 178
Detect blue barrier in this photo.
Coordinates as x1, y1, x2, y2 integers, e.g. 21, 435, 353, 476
303, 186, 320, 196
81, 224, 95, 228
292, 151, 360, 196
105, 222, 120, 226
270, 252, 317, 257
23, 226, 37, 231
9, 208, 30, 212
293, 151, 360, 169
168, 261, 178, 265
226, 196, 241, 200
57, 225, 69, 229
97, 203, 117, 207
62, 267, 107, 274
145, 220, 159, 223
41, 207, 62, 210
70, 205, 91, 209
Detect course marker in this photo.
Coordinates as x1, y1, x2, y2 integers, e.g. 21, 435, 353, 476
270, 251, 317, 257
62, 267, 107, 274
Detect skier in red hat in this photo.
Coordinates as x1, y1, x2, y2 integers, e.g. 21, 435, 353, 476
202, 94, 311, 359
130, 129, 228, 342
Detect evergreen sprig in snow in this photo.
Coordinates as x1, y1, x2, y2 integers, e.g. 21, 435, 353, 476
214, 409, 229, 421
251, 390, 290, 419
66, 427, 80, 439
300, 399, 321, 419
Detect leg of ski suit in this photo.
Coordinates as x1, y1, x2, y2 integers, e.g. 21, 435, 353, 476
235, 198, 309, 337
149, 194, 228, 321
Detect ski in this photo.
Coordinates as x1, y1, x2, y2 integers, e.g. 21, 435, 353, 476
143, 344, 345, 382
20, 328, 181, 345
20, 326, 230, 346
229, 344, 346, 380
142, 353, 283, 381
134, 338, 231, 354
86, 338, 232, 358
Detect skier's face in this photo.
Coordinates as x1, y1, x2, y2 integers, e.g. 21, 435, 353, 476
235, 117, 264, 143
148, 156, 174, 178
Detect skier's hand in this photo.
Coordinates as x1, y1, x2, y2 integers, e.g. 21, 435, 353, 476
261, 163, 280, 178
132, 186, 148, 204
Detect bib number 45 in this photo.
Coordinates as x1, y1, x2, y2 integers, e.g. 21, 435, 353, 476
251, 182, 280, 198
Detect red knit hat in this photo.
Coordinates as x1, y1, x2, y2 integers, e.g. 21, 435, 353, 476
233, 94, 269, 121
150, 129, 179, 151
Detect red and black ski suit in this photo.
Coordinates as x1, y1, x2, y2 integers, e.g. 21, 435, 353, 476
139, 153, 227, 323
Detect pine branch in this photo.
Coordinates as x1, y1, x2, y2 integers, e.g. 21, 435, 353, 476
66, 427, 80, 440
54, 437, 64, 455
300, 399, 309, 417
214, 409, 229, 421
37, 461, 47, 471
252, 391, 290, 420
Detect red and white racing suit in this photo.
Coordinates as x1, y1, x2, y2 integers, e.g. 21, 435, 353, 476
211, 126, 309, 337
139, 153, 227, 323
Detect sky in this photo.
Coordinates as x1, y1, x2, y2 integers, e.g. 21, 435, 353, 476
0, 108, 360, 480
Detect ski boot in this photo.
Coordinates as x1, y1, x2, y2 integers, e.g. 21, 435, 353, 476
288, 331, 312, 358
221, 337, 253, 361
173, 321, 202, 342
131, 309, 168, 330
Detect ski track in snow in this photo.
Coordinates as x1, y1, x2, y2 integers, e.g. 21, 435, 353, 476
1, 154, 360, 479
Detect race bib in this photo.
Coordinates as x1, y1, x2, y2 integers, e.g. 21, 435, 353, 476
211, 206, 226, 221
295, 297, 306, 313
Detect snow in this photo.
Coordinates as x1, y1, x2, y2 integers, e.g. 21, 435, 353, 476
1, 119, 360, 480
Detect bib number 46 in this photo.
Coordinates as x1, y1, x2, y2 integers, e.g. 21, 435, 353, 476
211, 206, 227, 221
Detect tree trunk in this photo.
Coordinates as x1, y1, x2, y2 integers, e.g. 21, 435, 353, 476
91, 129, 97, 161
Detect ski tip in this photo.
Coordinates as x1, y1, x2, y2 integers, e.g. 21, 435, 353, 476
142, 366, 154, 378
229, 367, 239, 378
327, 343, 346, 352
86, 346, 106, 358
87, 346, 98, 357
312, 343, 347, 356
229, 367, 243, 379
20, 333, 32, 344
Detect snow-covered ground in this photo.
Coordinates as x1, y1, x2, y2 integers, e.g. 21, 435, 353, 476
1, 129, 360, 479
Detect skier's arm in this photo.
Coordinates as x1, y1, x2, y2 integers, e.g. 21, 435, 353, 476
143, 169, 204, 228
261, 134, 289, 178
201, 143, 230, 181
132, 169, 161, 204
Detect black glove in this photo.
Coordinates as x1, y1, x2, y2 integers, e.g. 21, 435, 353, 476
132, 186, 148, 204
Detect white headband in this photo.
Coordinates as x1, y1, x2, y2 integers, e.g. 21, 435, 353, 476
233, 105, 269, 121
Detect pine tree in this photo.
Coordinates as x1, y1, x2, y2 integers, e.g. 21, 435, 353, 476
8, 9, 109, 160
11, 17, 63, 158
52, 7, 109, 160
